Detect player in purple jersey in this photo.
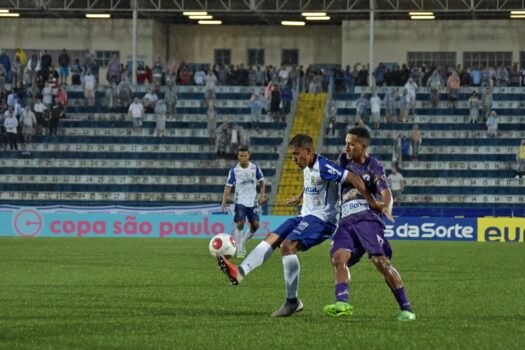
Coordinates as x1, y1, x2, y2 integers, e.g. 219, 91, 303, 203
323, 126, 416, 321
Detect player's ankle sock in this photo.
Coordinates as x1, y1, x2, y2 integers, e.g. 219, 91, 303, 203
239, 240, 273, 276
282, 254, 300, 299
335, 283, 349, 303
286, 297, 298, 304
234, 229, 243, 252
392, 287, 412, 312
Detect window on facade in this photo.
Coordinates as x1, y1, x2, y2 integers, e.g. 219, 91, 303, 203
248, 49, 265, 66
214, 49, 231, 66
520, 52, 525, 69
95, 51, 120, 67
463, 52, 512, 68
281, 49, 299, 65
407, 52, 456, 68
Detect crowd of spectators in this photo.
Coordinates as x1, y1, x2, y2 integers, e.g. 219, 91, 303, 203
332, 62, 525, 93
2, 47, 524, 153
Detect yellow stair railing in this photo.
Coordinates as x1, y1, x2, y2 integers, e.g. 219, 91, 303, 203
274, 93, 327, 215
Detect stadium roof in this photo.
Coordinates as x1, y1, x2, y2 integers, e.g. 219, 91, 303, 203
2, 0, 525, 24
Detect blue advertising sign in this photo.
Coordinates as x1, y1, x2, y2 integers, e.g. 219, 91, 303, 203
384, 217, 477, 241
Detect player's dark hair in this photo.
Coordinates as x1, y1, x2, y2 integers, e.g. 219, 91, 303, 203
288, 134, 313, 148
348, 126, 371, 144
238, 145, 249, 153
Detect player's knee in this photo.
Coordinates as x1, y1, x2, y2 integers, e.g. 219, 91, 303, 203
280, 240, 299, 256
236, 221, 245, 230
250, 221, 259, 232
264, 233, 282, 249
331, 250, 349, 268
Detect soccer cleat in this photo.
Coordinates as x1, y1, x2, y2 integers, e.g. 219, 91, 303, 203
323, 301, 353, 317
217, 256, 241, 285
396, 310, 416, 321
271, 299, 304, 317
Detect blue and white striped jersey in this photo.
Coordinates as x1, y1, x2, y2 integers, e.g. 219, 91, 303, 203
226, 162, 264, 207
301, 155, 348, 225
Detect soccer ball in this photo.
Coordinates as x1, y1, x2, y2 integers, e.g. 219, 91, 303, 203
209, 233, 237, 258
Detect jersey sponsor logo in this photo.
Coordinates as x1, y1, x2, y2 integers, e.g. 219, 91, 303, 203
385, 217, 476, 241
341, 199, 369, 217
238, 179, 255, 185
477, 217, 525, 242
304, 186, 321, 195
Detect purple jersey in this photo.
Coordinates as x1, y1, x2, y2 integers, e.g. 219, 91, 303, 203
338, 153, 389, 219
330, 153, 392, 260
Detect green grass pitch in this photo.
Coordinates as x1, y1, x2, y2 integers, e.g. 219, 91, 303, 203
0, 238, 523, 349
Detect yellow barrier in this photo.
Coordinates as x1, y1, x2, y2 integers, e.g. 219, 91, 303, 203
477, 217, 525, 242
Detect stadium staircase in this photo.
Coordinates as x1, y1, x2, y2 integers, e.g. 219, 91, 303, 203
0, 85, 286, 208
273, 92, 327, 215
320, 86, 525, 216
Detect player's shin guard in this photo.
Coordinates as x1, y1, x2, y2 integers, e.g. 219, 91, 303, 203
282, 254, 300, 300
238, 240, 273, 276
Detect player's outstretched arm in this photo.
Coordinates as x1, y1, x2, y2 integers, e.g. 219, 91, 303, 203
258, 180, 267, 205
221, 186, 232, 212
344, 172, 384, 212
284, 190, 303, 206
380, 188, 395, 222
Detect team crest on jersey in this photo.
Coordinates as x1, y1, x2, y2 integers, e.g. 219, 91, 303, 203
310, 176, 322, 185
363, 174, 371, 182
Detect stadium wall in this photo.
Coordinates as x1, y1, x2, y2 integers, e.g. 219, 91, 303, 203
168, 25, 342, 66
0, 18, 158, 77
1, 19, 524, 68
342, 20, 525, 66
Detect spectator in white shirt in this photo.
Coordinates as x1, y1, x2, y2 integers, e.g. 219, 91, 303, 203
33, 97, 47, 135
128, 98, 144, 133
486, 111, 499, 138
194, 67, 206, 85
42, 82, 54, 108
387, 167, 405, 205
369, 92, 382, 129
143, 88, 158, 113
83, 70, 97, 106
4, 110, 19, 151
403, 77, 418, 119
205, 70, 217, 105
20, 106, 37, 142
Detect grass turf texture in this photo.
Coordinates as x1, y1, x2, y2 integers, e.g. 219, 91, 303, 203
0, 238, 523, 349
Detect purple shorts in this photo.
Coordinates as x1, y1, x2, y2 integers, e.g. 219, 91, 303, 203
330, 211, 392, 267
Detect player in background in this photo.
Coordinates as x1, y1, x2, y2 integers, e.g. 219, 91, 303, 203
323, 126, 416, 321
221, 146, 266, 258
217, 134, 391, 317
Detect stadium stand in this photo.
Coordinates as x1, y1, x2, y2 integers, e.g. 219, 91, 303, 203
319, 86, 525, 216
0, 85, 286, 208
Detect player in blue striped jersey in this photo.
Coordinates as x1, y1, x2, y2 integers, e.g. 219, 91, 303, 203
221, 146, 266, 258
